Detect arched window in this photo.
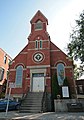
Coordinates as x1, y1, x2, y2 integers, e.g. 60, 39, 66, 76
57, 63, 65, 86
35, 40, 38, 49
40, 40, 42, 49
35, 40, 42, 49
0, 67, 4, 81
15, 65, 23, 87
35, 20, 43, 30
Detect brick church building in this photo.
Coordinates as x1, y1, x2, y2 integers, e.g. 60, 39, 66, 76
8, 11, 76, 112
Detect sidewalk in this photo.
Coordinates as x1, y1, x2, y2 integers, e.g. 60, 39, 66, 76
0, 111, 84, 120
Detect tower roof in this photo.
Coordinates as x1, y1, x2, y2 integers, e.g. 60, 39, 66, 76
30, 10, 48, 25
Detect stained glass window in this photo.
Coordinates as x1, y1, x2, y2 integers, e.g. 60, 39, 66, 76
15, 65, 23, 87
40, 40, 42, 48
57, 63, 65, 86
35, 20, 43, 30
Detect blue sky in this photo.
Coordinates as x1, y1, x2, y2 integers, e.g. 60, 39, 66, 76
0, 0, 84, 58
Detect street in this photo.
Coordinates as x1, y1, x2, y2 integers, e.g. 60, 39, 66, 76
0, 111, 84, 120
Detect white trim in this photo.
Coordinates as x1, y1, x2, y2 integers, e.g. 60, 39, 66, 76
25, 78, 30, 80
32, 21, 47, 24
46, 77, 51, 79
51, 66, 73, 69
32, 51, 45, 64
66, 57, 73, 61
10, 68, 26, 71
50, 50, 60, 52
28, 48, 49, 51
26, 73, 51, 79
9, 69, 16, 71
29, 41, 35, 43
29, 40, 49, 43
11, 94, 23, 98
54, 60, 67, 66
9, 60, 15, 65
0, 66, 5, 70
14, 63, 25, 69
20, 52, 28, 54
65, 66, 73, 68
51, 67, 56, 69
11, 66, 72, 70
35, 28, 43, 31
27, 65, 50, 69
77, 95, 84, 99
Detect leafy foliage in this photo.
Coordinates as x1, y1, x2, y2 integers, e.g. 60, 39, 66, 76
63, 77, 69, 86
52, 72, 60, 99
67, 10, 84, 77
52, 73, 71, 99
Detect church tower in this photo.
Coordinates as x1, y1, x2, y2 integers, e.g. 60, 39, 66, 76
27, 10, 51, 93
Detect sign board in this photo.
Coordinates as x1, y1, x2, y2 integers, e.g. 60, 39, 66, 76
62, 86, 69, 97
9, 82, 15, 88
6, 82, 15, 115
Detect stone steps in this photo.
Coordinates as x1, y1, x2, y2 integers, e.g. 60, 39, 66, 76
19, 92, 43, 113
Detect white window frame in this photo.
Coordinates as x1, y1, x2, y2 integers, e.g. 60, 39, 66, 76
35, 20, 43, 30
39, 40, 42, 49
35, 40, 38, 49
15, 65, 23, 88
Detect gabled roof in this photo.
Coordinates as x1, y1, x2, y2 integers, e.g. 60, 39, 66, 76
30, 10, 48, 25
50, 41, 72, 59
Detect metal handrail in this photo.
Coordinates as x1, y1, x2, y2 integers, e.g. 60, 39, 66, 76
41, 85, 47, 112
22, 86, 29, 101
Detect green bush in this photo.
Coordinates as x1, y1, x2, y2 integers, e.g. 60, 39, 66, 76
0, 92, 5, 98
52, 72, 60, 99
52, 74, 71, 99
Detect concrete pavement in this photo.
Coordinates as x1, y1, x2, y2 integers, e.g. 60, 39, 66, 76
0, 111, 84, 120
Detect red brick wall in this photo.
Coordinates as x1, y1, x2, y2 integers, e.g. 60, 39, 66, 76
0, 48, 12, 93
50, 42, 76, 94
8, 11, 76, 97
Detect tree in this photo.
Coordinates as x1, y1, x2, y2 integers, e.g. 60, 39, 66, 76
67, 10, 84, 78
52, 72, 59, 99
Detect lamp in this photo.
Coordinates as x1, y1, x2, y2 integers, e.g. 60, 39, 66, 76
46, 73, 49, 77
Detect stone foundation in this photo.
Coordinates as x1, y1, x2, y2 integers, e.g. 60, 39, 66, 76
54, 99, 84, 112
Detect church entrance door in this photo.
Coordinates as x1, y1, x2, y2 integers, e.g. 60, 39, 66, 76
32, 73, 44, 92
